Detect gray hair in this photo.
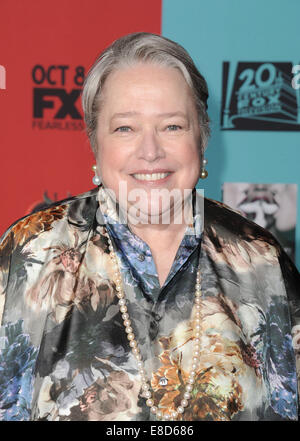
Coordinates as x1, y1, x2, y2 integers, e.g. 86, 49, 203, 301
82, 32, 210, 153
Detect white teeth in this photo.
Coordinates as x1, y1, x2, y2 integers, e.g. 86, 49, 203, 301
133, 172, 170, 181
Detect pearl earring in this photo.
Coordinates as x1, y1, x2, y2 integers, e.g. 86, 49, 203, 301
92, 164, 101, 186
200, 158, 208, 179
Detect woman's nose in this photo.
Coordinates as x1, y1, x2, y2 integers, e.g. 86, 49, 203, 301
136, 129, 165, 162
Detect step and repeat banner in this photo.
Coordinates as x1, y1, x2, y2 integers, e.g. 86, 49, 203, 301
1, 0, 299, 268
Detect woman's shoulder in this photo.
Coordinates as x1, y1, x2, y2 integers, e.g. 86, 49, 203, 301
203, 196, 278, 247
0, 187, 99, 249
203, 197, 300, 297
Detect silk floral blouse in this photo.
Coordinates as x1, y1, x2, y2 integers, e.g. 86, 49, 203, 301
0, 185, 299, 421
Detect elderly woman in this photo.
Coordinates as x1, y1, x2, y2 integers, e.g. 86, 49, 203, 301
0, 32, 299, 422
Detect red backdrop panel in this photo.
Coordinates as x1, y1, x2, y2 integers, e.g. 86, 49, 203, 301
0, 0, 162, 235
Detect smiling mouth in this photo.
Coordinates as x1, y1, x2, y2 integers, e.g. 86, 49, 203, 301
132, 172, 172, 181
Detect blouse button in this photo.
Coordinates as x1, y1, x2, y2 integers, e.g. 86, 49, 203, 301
138, 253, 145, 261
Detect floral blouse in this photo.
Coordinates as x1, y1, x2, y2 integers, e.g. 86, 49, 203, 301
0, 185, 299, 421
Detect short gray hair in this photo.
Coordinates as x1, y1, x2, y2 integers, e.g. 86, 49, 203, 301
82, 32, 210, 153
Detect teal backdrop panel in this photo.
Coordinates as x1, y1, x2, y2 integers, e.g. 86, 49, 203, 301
162, 0, 300, 269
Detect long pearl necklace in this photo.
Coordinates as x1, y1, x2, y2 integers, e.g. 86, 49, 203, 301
104, 228, 202, 421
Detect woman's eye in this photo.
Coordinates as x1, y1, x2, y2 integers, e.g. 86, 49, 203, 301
115, 126, 131, 132
166, 124, 182, 131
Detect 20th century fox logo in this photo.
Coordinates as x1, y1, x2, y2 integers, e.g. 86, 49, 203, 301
221, 62, 300, 131
0, 65, 6, 89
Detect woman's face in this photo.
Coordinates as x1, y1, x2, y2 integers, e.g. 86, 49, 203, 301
95, 62, 202, 223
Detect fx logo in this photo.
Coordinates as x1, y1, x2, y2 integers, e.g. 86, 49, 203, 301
32, 65, 84, 119
33, 88, 82, 119
0, 65, 6, 89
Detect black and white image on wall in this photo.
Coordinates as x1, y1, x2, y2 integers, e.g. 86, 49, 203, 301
222, 182, 297, 261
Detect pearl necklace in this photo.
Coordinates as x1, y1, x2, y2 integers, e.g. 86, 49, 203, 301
104, 228, 202, 421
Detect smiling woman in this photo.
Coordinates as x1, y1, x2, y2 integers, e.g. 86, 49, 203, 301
0, 32, 300, 422
94, 62, 202, 264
